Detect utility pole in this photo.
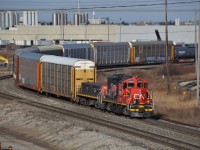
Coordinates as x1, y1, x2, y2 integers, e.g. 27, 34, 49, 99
197, 5, 200, 106
85, 24, 87, 42
108, 18, 110, 42
195, 10, 198, 73
165, 0, 170, 94
78, 0, 80, 15
120, 18, 122, 42
62, 11, 64, 44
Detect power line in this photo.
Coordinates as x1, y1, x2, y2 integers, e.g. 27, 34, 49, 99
0, 1, 199, 11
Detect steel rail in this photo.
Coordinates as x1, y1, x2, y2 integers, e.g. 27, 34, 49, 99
142, 118, 200, 138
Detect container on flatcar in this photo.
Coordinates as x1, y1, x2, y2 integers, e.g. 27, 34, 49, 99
130, 41, 174, 64
40, 56, 96, 100
18, 52, 44, 90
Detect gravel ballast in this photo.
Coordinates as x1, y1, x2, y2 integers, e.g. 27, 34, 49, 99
0, 78, 177, 150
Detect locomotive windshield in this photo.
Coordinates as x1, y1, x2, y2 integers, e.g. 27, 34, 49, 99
137, 83, 143, 88
144, 83, 148, 88
128, 82, 134, 88
123, 82, 127, 89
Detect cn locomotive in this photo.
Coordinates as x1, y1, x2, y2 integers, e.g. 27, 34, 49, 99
77, 74, 153, 117
13, 47, 154, 118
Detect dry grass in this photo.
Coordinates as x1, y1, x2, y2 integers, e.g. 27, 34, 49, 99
154, 91, 200, 126
147, 64, 200, 127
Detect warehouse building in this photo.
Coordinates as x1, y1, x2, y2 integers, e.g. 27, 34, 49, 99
0, 25, 196, 46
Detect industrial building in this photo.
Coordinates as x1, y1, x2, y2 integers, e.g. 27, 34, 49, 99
22, 11, 38, 26
52, 12, 68, 26
0, 25, 196, 46
0, 11, 19, 29
73, 13, 88, 25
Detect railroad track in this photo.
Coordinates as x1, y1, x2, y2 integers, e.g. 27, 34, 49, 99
0, 74, 13, 80
97, 62, 195, 72
97, 64, 157, 72
0, 91, 199, 150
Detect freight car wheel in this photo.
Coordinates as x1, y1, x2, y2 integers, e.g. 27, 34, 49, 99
80, 98, 88, 106
45, 93, 49, 97
117, 106, 123, 115
106, 103, 112, 112
76, 97, 81, 104
122, 107, 128, 116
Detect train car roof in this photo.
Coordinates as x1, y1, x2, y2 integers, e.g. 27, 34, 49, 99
19, 52, 45, 60
131, 40, 173, 45
62, 43, 91, 49
93, 42, 129, 47
14, 46, 40, 56
38, 45, 64, 52
40, 55, 95, 67
175, 47, 195, 50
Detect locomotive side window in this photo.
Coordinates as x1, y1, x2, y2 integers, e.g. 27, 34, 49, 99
123, 82, 127, 89
128, 80, 134, 88
137, 83, 143, 88
144, 83, 148, 88
128, 83, 134, 88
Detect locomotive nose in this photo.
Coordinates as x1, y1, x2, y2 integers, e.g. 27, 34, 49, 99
131, 89, 147, 104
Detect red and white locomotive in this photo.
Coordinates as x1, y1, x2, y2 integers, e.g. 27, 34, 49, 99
77, 74, 153, 117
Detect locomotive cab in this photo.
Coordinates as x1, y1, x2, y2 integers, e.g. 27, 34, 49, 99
77, 74, 154, 118
107, 74, 153, 117
122, 77, 153, 117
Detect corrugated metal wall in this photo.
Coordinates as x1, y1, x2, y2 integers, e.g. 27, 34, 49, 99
95, 43, 130, 66
42, 62, 72, 97
19, 57, 38, 89
133, 42, 173, 64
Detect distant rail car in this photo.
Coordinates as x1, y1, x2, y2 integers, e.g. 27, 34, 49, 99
13, 45, 63, 80
130, 41, 174, 64
63, 42, 131, 66
63, 41, 175, 67
174, 46, 195, 63
13, 41, 196, 72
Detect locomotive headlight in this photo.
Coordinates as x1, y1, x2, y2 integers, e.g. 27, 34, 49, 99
133, 100, 137, 104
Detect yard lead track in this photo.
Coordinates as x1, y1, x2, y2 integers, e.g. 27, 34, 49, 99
0, 91, 200, 150
142, 118, 200, 137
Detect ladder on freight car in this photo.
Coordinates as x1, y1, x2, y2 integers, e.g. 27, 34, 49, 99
97, 92, 103, 103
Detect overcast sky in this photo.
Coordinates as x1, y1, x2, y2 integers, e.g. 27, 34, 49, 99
0, 0, 199, 23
